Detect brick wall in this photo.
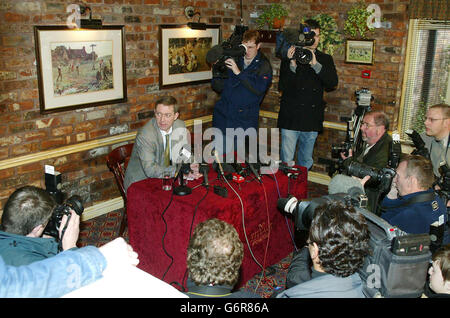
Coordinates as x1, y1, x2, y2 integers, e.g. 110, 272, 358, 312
0, 0, 410, 212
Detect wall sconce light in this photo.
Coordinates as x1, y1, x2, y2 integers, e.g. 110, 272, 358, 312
185, 6, 207, 30
79, 5, 103, 29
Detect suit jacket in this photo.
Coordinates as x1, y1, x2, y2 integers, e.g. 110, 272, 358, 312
277, 49, 338, 132
124, 118, 189, 194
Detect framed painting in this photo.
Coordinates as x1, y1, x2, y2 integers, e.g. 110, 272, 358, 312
34, 25, 127, 114
345, 39, 375, 65
159, 24, 220, 89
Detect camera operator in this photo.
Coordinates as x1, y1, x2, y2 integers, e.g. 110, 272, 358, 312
210, 29, 272, 155
378, 155, 447, 235
341, 111, 393, 214
421, 103, 450, 178
275, 200, 370, 298
277, 19, 338, 170
0, 186, 80, 266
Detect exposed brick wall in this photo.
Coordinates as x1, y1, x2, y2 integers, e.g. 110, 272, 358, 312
0, 0, 410, 212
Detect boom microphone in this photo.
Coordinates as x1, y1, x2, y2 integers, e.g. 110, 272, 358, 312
206, 45, 224, 64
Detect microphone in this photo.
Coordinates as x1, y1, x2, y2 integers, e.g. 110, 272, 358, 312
206, 45, 224, 64
213, 150, 225, 176
247, 162, 262, 184
199, 164, 209, 188
222, 44, 246, 59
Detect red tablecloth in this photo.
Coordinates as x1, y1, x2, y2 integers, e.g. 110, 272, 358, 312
127, 165, 307, 289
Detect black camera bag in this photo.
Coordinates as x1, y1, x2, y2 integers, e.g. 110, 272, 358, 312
357, 208, 431, 298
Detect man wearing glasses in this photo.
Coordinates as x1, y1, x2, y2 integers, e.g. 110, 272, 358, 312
341, 111, 393, 214
124, 96, 200, 193
420, 104, 450, 178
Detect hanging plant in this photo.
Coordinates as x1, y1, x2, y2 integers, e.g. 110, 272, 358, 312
307, 13, 344, 56
256, 4, 289, 29
344, 2, 375, 39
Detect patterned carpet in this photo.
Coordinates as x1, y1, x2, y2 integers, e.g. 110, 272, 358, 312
77, 182, 328, 297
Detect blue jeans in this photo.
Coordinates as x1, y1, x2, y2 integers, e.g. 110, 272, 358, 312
280, 129, 318, 170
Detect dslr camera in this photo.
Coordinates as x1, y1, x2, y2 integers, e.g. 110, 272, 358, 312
342, 159, 396, 194
292, 24, 316, 64
43, 195, 84, 239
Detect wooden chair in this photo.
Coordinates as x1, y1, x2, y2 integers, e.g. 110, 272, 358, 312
106, 143, 134, 237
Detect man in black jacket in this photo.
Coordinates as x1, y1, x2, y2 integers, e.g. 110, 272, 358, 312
277, 19, 338, 170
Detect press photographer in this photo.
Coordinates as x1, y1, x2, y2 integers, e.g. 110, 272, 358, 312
277, 173, 435, 297
0, 186, 82, 266
420, 103, 450, 179
379, 154, 447, 242
209, 28, 272, 155
340, 110, 394, 214
276, 19, 338, 171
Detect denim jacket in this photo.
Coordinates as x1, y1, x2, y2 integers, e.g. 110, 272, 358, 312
0, 246, 106, 297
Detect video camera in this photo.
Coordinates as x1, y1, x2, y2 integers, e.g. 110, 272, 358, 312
277, 191, 432, 297
291, 24, 316, 64
43, 195, 84, 239
206, 25, 248, 76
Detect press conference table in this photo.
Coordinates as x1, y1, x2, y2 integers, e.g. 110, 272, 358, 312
127, 165, 308, 290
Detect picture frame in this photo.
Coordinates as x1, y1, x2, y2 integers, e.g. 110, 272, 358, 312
345, 39, 375, 65
159, 24, 220, 89
34, 25, 127, 114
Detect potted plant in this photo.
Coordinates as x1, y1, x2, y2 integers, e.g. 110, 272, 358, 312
308, 13, 344, 56
256, 4, 289, 30
344, 2, 375, 39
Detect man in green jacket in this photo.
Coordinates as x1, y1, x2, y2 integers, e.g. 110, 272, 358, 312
341, 111, 395, 214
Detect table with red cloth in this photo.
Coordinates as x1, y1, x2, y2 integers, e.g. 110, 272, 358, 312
127, 165, 307, 289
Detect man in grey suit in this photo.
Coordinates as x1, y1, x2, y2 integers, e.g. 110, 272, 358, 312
124, 96, 200, 193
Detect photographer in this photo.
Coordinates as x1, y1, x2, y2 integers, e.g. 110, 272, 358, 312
0, 186, 80, 266
379, 155, 447, 235
277, 19, 338, 170
421, 103, 450, 178
276, 200, 370, 298
211, 29, 272, 154
341, 111, 393, 214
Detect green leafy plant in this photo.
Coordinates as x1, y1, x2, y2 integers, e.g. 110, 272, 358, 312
256, 4, 289, 29
344, 2, 375, 39
308, 13, 344, 56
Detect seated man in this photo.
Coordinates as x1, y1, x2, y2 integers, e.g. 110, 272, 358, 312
0, 186, 80, 266
380, 154, 447, 234
277, 200, 371, 298
341, 111, 394, 214
124, 95, 200, 193
185, 218, 259, 298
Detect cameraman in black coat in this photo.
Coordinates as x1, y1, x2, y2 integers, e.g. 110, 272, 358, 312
277, 19, 338, 170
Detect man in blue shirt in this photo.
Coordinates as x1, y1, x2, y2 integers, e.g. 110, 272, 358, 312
0, 186, 80, 266
380, 155, 447, 234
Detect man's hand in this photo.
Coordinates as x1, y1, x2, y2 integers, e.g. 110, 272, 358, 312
59, 210, 80, 250
340, 149, 353, 160
99, 237, 139, 275
287, 46, 297, 68
224, 58, 240, 75
308, 48, 317, 66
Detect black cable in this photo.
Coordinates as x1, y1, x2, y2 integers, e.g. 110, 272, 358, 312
161, 187, 175, 280
181, 185, 210, 288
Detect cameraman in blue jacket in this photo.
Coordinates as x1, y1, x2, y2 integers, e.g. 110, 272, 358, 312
211, 29, 272, 156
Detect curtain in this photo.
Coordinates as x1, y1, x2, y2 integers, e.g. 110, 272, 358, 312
409, 0, 449, 20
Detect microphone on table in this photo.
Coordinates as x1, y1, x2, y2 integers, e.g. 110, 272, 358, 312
247, 162, 262, 184
214, 150, 225, 177
199, 163, 209, 188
